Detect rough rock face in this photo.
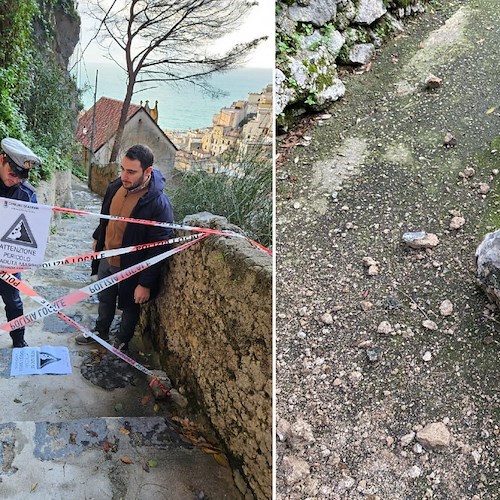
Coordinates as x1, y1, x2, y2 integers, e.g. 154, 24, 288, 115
142, 213, 272, 500
476, 230, 500, 307
276, 0, 429, 119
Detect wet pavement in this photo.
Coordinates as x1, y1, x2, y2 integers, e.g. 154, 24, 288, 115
0, 176, 239, 499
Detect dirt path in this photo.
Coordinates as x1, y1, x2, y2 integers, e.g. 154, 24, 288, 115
276, 1, 499, 498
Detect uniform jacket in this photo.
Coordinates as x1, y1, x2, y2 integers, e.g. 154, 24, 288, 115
0, 179, 37, 203
91, 168, 173, 309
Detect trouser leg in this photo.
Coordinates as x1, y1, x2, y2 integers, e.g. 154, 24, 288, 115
0, 273, 26, 347
94, 259, 119, 337
118, 303, 141, 344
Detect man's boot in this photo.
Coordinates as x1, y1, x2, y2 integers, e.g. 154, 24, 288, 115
10, 328, 28, 348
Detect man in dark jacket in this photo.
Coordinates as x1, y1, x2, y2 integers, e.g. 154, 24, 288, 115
75, 144, 173, 350
0, 137, 40, 347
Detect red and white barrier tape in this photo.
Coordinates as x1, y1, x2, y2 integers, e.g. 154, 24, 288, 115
51, 205, 272, 255
1, 235, 208, 333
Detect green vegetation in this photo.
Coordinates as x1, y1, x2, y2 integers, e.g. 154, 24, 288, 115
168, 147, 272, 248
0, 0, 81, 184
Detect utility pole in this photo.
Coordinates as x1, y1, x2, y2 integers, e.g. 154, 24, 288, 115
88, 70, 98, 188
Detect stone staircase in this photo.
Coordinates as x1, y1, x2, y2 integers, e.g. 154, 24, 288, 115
0, 176, 239, 499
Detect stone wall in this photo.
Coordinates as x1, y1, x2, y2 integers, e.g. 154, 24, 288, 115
276, 0, 428, 122
35, 170, 73, 212
88, 162, 119, 197
140, 215, 272, 500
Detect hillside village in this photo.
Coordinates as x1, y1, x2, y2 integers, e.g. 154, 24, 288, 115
167, 83, 273, 174
76, 84, 272, 181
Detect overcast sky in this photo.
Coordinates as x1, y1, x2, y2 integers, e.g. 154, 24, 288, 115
78, 0, 274, 69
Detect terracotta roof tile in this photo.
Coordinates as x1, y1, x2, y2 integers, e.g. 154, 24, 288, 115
76, 97, 141, 151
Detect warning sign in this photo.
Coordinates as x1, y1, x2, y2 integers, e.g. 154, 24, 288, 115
2, 214, 38, 248
10, 346, 72, 376
0, 197, 52, 270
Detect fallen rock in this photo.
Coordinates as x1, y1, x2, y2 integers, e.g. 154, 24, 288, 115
377, 321, 393, 334
422, 351, 432, 362
289, 418, 315, 450
403, 231, 439, 249
443, 132, 457, 147
360, 300, 374, 311
424, 74, 442, 89
476, 230, 500, 307
417, 422, 451, 450
422, 319, 438, 331
400, 431, 416, 447
450, 216, 465, 230
282, 455, 310, 486
320, 312, 334, 325
478, 183, 491, 195
439, 299, 454, 316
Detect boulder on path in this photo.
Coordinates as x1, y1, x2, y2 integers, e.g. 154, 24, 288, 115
403, 231, 439, 249
416, 422, 451, 450
476, 230, 500, 307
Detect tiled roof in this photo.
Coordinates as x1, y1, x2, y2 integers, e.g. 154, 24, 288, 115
76, 97, 142, 151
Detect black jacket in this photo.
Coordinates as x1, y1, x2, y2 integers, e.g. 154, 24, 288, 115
91, 169, 173, 308
0, 179, 37, 203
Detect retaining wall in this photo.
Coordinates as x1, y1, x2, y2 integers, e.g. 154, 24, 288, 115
140, 215, 272, 500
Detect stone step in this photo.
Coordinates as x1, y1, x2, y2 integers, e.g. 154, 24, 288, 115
0, 416, 239, 499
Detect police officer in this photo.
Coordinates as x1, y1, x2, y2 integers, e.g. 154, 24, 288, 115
0, 137, 40, 347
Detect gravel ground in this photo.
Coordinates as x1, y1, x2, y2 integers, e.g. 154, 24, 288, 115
276, 1, 499, 498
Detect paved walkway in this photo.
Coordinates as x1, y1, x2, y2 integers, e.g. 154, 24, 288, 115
0, 176, 238, 499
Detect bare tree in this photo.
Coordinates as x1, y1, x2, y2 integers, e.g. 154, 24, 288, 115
87, 0, 265, 162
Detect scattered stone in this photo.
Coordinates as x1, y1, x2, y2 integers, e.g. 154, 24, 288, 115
403, 231, 439, 249
422, 320, 438, 331
400, 431, 416, 447
443, 132, 457, 147
417, 422, 451, 450
449, 216, 465, 230
386, 436, 395, 447
461, 166, 475, 178
413, 443, 423, 454
478, 183, 490, 195
422, 351, 432, 362
424, 74, 442, 89
320, 312, 334, 325
349, 371, 363, 383
282, 455, 310, 486
377, 321, 393, 334
354, 0, 387, 25
366, 347, 382, 362
439, 299, 453, 316
333, 378, 342, 386
289, 418, 315, 450
297, 330, 307, 339
362, 256, 378, 267
367, 264, 380, 275
277, 418, 291, 442
338, 476, 355, 489
471, 450, 481, 465
476, 230, 500, 307
492, 168, 499, 176
407, 465, 422, 479
293, 201, 301, 209
360, 300, 374, 311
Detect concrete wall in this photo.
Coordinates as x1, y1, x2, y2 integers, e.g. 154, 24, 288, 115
140, 216, 272, 500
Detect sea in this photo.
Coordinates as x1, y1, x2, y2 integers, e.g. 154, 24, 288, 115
75, 61, 272, 131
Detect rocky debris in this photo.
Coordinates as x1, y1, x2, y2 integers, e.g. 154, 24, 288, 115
459, 166, 475, 179
416, 422, 451, 450
360, 300, 374, 311
377, 321, 393, 334
422, 320, 438, 331
400, 431, 416, 447
320, 312, 334, 324
475, 230, 500, 307
443, 132, 457, 147
478, 182, 490, 195
424, 74, 442, 89
422, 351, 432, 362
288, 418, 315, 450
439, 299, 454, 316
403, 231, 439, 249
450, 216, 465, 230
277, 418, 291, 442
281, 455, 310, 485
366, 347, 382, 362
363, 256, 380, 275
406, 465, 423, 479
